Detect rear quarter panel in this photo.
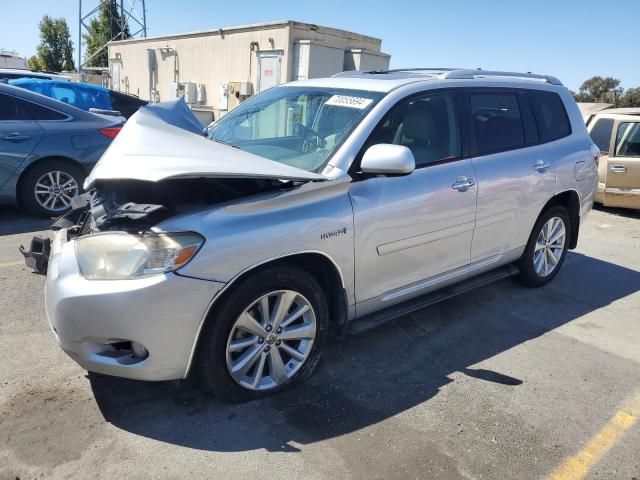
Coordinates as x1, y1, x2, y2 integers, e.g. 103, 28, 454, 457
555, 90, 598, 219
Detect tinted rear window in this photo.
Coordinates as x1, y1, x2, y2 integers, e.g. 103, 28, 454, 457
589, 117, 614, 153
0, 93, 29, 120
530, 91, 571, 142
470, 92, 525, 155
21, 99, 67, 120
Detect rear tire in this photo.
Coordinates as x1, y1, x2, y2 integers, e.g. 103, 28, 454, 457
196, 265, 328, 403
19, 160, 85, 217
516, 206, 570, 287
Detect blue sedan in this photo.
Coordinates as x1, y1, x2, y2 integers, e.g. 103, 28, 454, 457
9, 78, 147, 119
0, 83, 123, 216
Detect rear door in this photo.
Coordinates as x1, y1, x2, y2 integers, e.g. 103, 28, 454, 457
468, 89, 558, 263
604, 120, 640, 208
0, 93, 43, 189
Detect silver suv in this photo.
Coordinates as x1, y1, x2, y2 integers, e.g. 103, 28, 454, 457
42, 69, 599, 401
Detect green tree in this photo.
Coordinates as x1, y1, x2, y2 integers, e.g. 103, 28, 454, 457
619, 87, 640, 108
31, 15, 75, 72
574, 76, 623, 104
27, 55, 45, 71
84, 0, 130, 68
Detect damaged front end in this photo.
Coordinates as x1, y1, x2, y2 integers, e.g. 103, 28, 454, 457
19, 98, 327, 274
20, 176, 290, 274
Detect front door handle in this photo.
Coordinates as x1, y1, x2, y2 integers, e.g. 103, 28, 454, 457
1, 132, 31, 142
609, 164, 627, 173
451, 176, 475, 191
533, 160, 551, 172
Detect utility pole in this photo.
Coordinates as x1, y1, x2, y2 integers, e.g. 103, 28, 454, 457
78, 0, 147, 76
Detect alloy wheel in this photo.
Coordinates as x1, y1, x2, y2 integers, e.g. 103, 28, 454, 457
225, 289, 317, 391
34, 170, 79, 213
533, 216, 566, 277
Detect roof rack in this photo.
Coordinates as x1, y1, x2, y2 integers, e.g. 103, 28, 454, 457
333, 68, 563, 85
440, 69, 563, 85
333, 68, 460, 78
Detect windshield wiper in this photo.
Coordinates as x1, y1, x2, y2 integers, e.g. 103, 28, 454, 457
212, 138, 239, 149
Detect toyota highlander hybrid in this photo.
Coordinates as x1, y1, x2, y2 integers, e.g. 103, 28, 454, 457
35, 69, 599, 402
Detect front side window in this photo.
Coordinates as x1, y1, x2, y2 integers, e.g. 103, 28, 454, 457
615, 122, 640, 157
590, 118, 614, 154
470, 92, 525, 155
365, 92, 461, 168
530, 91, 571, 142
208, 87, 384, 173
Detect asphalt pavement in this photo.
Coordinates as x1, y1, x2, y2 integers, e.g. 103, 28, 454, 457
1, 204, 639, 480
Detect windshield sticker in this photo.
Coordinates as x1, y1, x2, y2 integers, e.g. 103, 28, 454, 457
325, 95, 373, 109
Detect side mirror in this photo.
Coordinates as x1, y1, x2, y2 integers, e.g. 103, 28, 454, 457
360, 144, 415, 175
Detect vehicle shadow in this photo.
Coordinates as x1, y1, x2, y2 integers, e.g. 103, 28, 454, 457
0, 206, 51, 236
592, 203, 640, 220
89, 251, 640, 452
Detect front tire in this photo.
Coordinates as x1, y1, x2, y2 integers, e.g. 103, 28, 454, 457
516, 206, 570, 287
197, 265, 328, 402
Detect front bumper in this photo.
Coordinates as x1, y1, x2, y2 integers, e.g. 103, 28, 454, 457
45, 229, 224, 381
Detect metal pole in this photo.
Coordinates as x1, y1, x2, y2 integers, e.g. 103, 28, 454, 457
141, 0, 147, 37
78, 0, 82, 75
120, 0, 124, 39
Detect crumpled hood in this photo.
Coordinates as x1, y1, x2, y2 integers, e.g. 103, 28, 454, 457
84, 99, 326, 189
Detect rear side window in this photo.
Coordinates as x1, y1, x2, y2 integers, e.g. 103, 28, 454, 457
589, 118, 614, 153
21, 99, 67, 120
529, 91, 571, 142
0, 93, 29, 120
470, 92, 525, 155
50, 85, 77, 105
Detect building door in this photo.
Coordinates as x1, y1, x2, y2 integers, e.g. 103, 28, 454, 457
257, 51, 282, 93
110, 59, 121, 92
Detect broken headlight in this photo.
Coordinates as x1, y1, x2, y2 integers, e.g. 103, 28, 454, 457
75, 232, 204, 280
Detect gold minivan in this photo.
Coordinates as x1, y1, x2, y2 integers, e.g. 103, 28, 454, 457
588, 108, 640, 210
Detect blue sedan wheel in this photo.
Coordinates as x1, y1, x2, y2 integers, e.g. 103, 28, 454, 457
34, 170, 79, 213
20, 160, 85, 217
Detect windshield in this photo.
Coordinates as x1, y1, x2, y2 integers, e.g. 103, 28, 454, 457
207, 86, 384, 173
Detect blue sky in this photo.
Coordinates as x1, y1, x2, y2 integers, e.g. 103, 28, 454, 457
1, 0, 638, 91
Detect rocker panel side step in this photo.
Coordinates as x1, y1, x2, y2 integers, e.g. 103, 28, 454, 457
348, 264, 519, 335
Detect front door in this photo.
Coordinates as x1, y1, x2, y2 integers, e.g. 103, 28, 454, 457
0, 93, 43, 190
350, 91, 477, 314
604, 120, 640, 208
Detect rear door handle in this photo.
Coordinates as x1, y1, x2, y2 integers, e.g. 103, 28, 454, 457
1, 132, 31, 142
451, 176, 475, 191
609, 164, 627, 173
533, 160, 551, 172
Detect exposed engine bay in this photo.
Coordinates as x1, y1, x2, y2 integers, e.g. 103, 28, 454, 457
20, 176, 295, 274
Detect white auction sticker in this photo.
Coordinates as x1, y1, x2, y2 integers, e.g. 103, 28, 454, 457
325, 95, 373, 109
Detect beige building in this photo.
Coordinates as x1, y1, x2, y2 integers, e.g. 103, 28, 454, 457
107, 20, 390, 125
